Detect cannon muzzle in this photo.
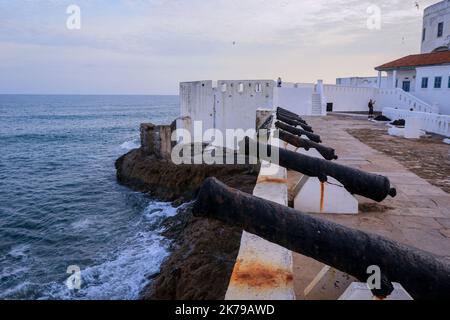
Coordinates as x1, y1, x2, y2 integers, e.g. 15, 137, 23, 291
275, 121, 322, 143
239, 137, 396, 202
278, 129, 338, 161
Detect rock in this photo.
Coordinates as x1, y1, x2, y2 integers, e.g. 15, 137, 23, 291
141, 204, 243, 300
115, 146, 260, 300
115, 148, 259, 202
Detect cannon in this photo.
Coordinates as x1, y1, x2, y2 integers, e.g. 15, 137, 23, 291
277, 107, 308, 125
278, 129, 338, 161
193, 178, 450, 300
275, 121, 322, 144
240, 137, 396, 202
277, 113, 314, 133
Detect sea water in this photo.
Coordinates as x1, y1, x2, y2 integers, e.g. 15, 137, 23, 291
0, 95, 179, 299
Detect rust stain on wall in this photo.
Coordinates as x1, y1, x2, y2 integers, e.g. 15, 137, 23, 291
257, 176, 288, 184
230, 260, 293, 289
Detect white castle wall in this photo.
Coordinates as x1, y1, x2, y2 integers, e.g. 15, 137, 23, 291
323, 85, 377, 112
273, 86, 313, 115
180, 80, 274, 134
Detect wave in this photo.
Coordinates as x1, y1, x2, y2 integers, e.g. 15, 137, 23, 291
46, 201, 178, 300
119, 139, 140, 152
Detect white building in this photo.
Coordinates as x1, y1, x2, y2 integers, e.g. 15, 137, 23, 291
375, 51, 450, 114
179, 1, 450, 138
421, 0, 450, 53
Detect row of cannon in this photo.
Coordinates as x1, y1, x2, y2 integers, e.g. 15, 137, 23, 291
192, 107, 450, 300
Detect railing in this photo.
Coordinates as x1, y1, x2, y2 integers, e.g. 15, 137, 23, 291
377, 88, 439, 114
383, 107, 450, 137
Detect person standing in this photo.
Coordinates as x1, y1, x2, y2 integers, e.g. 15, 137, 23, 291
368, 99, 375, 119
277, 77, 282, 88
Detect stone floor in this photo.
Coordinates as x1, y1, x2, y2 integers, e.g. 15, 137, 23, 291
290, 114, 450, 300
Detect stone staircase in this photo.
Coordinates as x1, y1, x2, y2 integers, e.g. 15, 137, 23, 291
311, 93, 323, 115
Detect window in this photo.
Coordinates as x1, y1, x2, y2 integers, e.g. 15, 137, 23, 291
434, 76, 442, 88
448, 76, 450, 88
421, 77, 428, 88
438, 22, 444, 38
422, 28, 426, 41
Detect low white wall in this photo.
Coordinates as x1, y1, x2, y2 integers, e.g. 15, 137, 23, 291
273, 87, 313, 115
323, 85, 377, 112
383, 107, 450, 137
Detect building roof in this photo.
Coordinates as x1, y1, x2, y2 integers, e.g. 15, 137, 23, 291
375, 51, 450, 71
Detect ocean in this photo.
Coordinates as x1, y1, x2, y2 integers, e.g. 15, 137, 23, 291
0, 95, 179, 300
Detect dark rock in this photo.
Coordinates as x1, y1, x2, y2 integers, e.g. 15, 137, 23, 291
116, 147, 259, 300
374, 115, 391, 122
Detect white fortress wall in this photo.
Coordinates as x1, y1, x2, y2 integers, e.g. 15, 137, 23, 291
273, 86, 314, 115
180, 80, 275, 138
323, 85, 377, 112
215, 80, 275, 134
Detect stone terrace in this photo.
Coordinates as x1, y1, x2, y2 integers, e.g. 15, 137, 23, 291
290, 113, 450, 299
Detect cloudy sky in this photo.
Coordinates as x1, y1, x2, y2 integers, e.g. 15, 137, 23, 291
0, 0, 441, 94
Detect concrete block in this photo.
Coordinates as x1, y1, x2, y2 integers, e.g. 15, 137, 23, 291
405, 117, 423, 139
304, 266, 357, 300
388, 126, 405, 137
226, 161, 295, 300
294, 176, 359, 214
339, 282, 413, 300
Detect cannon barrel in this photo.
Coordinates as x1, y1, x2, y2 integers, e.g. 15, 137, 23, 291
277, 113, 314, 133
278, 129, 338, 161
275, 121, 322, 143
193, 178, 450, 300
277, 107, 308, 125
240, 137, 396, 202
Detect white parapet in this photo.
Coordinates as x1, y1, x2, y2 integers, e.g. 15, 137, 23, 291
383, 107, 450, 137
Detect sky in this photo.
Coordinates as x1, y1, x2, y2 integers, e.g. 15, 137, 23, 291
0, 0, 442, 94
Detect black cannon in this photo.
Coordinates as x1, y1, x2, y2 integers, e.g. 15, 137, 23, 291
275, 121, 322, 143
240, 137, 396, 202
277, 113, 314, 133
277, 107, 308, 124
193, 178, 450, 300
278, 129, 338, 161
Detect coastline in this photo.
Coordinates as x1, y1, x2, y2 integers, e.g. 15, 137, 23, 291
115, 147, 260, 299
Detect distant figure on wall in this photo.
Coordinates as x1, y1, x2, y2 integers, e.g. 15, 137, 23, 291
277, 77, 282, 88
368, 99, 375, 119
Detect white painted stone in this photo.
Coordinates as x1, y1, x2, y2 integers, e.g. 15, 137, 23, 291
404, 117, 423, 139
339, 282, 413, 300
388, 126, 405, 137
294, 176, 359, 215
304, 266, 357, 300
444, 138, 450, 145
293, 147, 359, 215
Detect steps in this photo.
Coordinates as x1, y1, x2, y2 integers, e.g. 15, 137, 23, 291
311, 93, 323, 115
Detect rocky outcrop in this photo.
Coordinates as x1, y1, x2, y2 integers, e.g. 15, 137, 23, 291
116, 148, 259, 202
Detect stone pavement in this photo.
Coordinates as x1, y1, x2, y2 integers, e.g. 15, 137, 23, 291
290, 114, 450, 300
